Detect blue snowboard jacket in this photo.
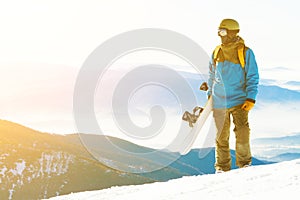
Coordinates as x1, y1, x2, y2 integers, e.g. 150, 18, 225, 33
207, 46, 259, 109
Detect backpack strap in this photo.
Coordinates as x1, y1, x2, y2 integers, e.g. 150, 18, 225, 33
213, 44, 246, 68
213, 45, 222, 66
237, 45, 245, 68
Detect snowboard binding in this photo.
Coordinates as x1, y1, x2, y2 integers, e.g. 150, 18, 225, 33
182, 82, 208, 127
182, 106, 204, 127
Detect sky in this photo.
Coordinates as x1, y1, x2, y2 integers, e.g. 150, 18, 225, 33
1, 0, 300, 148
0, 0, 300, 70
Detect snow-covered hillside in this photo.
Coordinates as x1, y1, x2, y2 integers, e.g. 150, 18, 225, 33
48, 159, 300, 200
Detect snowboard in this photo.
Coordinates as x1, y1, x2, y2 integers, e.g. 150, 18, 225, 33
180, 82, 213, 155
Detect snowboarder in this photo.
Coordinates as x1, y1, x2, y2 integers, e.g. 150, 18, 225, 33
207, 19, 259, 172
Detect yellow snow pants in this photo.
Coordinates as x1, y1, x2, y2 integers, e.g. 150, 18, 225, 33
213, 104, 252, 171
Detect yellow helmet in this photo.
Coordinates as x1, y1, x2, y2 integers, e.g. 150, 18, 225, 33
219, 19, 240, 30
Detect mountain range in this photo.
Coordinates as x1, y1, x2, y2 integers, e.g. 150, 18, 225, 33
0, 120, 269, 199
0, 120, 152, 200
252, 133, 300, 162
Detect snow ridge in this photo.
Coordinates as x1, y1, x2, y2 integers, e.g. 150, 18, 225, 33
49, 159, 300, 200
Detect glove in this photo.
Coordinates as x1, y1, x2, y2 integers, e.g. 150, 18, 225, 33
241, 100, 255, 111
199, 82, 208, 91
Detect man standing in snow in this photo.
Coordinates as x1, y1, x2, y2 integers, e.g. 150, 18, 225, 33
207, 19, 259, 172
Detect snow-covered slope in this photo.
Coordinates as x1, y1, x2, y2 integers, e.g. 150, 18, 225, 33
48, 159, 300, 200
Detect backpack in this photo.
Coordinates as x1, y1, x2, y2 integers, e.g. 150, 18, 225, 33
213, 45, 247, 68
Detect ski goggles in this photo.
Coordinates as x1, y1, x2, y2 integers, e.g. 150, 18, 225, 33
218, 28, 227, 37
